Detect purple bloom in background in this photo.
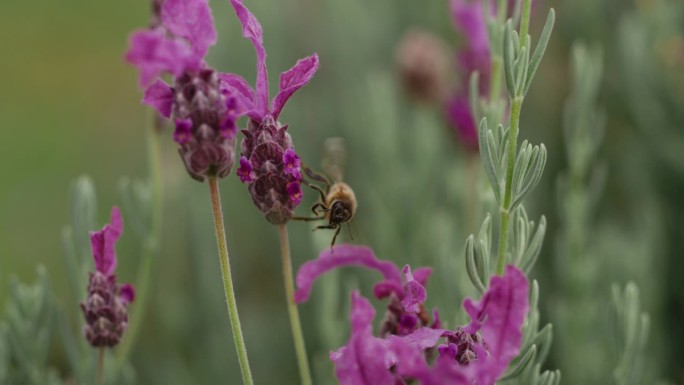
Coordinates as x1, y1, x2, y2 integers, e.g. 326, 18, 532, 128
126, 0, 237, 181
80, 207, 135, 348
295, 245, 529, 385
445, 0, 492, 151
224, 0, 319, 224
446, 95, 479, 151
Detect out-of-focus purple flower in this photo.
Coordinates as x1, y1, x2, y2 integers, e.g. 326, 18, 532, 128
295, 245, 435, 338
125, 0, 237, 181
446, 94, 478, 151
296, 245, 529, 385
221, 0, 319, 225
395, 28, 452, 104
81, 207, 135, 348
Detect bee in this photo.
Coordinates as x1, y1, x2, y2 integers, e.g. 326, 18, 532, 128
294, 139, 357, 248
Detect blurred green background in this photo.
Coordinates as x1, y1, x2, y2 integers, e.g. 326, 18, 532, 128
1, 0, 683, 383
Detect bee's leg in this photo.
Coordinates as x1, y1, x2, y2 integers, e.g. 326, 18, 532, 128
311, 202, 330, 216
292, 215, 325, 222
330, 226, 342, 249
303, 166, 331, 192
301, 179, 327, 202
346, 222, 354, 241
313, 224, 337, 231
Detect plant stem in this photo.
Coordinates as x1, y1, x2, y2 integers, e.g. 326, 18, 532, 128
520, 0, 532, 50
277, 224, 313, 385
97, 348, 105, 385
117, 110, 164, 366
496, 97, 523, 275
208, 175, 254, 385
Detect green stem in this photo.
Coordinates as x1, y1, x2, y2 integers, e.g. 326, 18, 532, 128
97, 348, 105, 385
495, 97, 523, 275
277, 224, 313, 385
209, 175, 254, 385
116, 111, 164, 366
520, 0, 532, 49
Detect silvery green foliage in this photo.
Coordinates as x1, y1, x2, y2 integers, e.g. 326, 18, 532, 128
552, 42, 609, 384
617, 1, 684, 175
465, 1, 558, 383
1, 266, 62, 385
611, 283, 650, 385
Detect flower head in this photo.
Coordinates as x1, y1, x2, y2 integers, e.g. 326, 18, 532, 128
221, 0, 319, 224
295, 245, 529, 385
126, 0, 237, 181
80, 207, 135, 348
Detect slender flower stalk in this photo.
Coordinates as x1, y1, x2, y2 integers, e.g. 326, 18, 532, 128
97, 348, 105, 385
278, 225, 313, 385
208, 175, 254, 385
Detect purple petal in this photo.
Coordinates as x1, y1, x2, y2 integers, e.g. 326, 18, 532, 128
401, 265, 427, 313
125, 29, 194, 87
294, 245, 402, 304
218, 73, 257, 117
385, 328, 445, 376
89, 207, 123, 276
271, 54, 320, 120
143, 80, 175, 118
229, 0, 269, 116
287, 181, 303, 205
333, 292, 395, 385
237, 156, 255, 183
119, 283, 136, 305
161, 0, 217, 59
463, 265, 529, 385
173, 119, 193, 144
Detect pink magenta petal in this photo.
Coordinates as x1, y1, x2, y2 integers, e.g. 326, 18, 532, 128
89, 207, 123, 276
271, 54, 320, 120
161, 0, 217, 59
119, 283, 136, 305
463, 265, 530, 385
400, 265, 428, 313
143, 79, 174, 118
294, 244, 402, 304
218, 73, 257, 116
333, 292, 395, 385
229, 0, 269, 116
125, 29, 194, 87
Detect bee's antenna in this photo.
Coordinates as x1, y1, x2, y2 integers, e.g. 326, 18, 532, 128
347, 222, 354, 240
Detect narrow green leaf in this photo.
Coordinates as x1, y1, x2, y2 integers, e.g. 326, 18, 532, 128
524, 9, 555, 94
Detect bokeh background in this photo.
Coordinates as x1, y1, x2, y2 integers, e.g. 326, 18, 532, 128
1, 0, 683, 383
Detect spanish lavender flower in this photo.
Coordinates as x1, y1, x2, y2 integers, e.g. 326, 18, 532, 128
294, 245, 437, 337
126, 0, 238, 181
224, 0, 319, 225
81, 207, 135, 348
295, 245, 529, 385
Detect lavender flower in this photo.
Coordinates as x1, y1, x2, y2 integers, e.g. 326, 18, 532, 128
224, 0, 319, 225
295, 245, 529, 385
81, 207, 135, 348
126, 0, 238, 181
294, 245, 436, 337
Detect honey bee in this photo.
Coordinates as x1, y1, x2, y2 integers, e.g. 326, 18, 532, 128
294, 139, 357, 248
